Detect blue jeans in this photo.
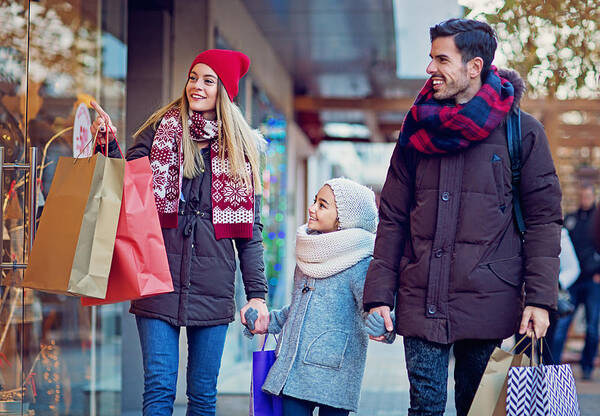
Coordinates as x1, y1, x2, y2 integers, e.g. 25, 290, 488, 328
551, 279, 600, 373
136, 316, 229, 416
404, 337, 500, 416
281, 395, 349, 416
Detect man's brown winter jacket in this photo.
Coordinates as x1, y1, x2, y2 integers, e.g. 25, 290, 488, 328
363, 69, 562, 344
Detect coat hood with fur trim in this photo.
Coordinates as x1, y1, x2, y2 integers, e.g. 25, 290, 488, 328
498, 68, 526, 114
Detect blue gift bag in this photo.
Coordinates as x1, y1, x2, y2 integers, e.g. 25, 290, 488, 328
250, 334, 283, 416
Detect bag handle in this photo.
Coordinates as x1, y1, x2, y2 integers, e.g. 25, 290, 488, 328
75, 122, 124, 159
106, 124, 125, 158
529, 335, 539, 366
528, 330, 551, 367
76, 127, 101, 159
532, 335, 558, 365
509, 333, 532, 353
260, 333, 278, 351
76, 118, 124, 159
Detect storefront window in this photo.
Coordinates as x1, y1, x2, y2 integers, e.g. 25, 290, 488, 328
0, 1, 126, 414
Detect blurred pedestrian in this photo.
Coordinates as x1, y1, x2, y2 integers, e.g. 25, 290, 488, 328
91, 49, 269, 415
516, 226, 579, 363
594, 204, 600, 252
363, 18, 562, 416
552, 183, 600, 380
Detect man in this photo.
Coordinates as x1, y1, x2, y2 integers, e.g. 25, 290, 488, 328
553, 183, 600, 380
595, 203, 600, 252
363, 19, 562, 415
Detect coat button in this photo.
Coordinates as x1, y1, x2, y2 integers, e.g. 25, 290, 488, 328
428, 305, 437, 314
441, 192, 450, 201
434, 249, 443, 258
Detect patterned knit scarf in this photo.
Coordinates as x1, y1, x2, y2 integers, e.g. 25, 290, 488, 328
399, 67, 515, 154
188, 110, 220, 142
295, 224, 375, 278
150, 107, 254, 239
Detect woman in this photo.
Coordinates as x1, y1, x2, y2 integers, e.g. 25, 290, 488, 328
91, 49, 269, 416
246, 178, 384, 415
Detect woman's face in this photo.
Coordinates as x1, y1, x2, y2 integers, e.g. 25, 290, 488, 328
186, 63, 218, 113
308, 185, 338, 233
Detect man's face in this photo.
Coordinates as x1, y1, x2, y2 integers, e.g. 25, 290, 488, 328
426, 36, 471, 102
579, 187, 595, 211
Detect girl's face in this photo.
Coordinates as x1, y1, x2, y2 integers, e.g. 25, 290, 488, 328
308, 185, 338, 233
186, 63, 218, 113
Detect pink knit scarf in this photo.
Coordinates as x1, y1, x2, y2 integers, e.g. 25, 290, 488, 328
149, 107, 254, 239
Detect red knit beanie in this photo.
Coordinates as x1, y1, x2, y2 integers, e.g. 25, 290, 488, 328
188, 49, 250, 102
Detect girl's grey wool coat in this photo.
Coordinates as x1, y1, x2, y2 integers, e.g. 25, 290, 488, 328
261, 257, 371, 412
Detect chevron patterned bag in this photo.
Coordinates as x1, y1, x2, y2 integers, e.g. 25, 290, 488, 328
467, 337, 531, 416
506, 364, 580, 416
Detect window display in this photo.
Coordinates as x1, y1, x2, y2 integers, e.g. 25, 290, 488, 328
0, 1, 126, 414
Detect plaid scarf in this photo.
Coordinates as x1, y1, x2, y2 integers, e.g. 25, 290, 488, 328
150, 107, 254, 239
399, 67, 515, 154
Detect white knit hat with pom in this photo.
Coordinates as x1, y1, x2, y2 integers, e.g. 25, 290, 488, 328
324, 178, 378, 234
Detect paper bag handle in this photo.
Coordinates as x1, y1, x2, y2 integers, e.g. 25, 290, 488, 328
529, 330, 550, 367
77, 115, 124, 159
106, 124, 125, 158
509, 333, 531, 353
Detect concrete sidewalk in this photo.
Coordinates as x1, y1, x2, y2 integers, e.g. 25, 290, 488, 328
201, 337, 599, 415
211, 339, 455, 415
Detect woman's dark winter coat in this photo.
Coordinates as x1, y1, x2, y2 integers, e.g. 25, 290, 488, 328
106, 126, 267, 326
363, 69, 562, 344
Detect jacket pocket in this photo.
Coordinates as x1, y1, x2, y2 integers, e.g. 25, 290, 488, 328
303, 330, 349, 369
491, 154, 506, 212
487, 256, 523, 287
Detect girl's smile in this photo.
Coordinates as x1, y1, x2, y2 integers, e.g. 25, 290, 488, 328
308, 185, 338, 233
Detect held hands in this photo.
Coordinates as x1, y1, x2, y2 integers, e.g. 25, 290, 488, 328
366, 310, 396, 344
244, 307, 259, 330
519, 305, 550, 338
240, 298, 269, 334
90, 101, 117, 144
367, 306, 395, 343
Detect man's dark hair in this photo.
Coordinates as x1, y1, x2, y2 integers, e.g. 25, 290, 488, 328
430, 18, 497, 80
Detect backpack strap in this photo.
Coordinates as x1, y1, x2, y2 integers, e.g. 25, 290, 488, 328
506, 108, 526, 236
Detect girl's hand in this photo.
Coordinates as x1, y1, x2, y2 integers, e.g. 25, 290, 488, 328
365, 312, 387, 337
368, 306, 394, 342
244, 307, 259, 331
241, 298, 269, 334
90, 101, 117, 144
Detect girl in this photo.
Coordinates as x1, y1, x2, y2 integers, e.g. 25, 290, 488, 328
91, 49, 269, 416
247, 178, 386, 415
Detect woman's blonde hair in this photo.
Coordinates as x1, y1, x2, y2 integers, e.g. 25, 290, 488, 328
134, 82, 262, 193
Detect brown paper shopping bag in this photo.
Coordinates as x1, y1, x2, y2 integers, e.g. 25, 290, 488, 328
81, 156, 173, 306
467, 338, 531, 416
24, 152, 124, 298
